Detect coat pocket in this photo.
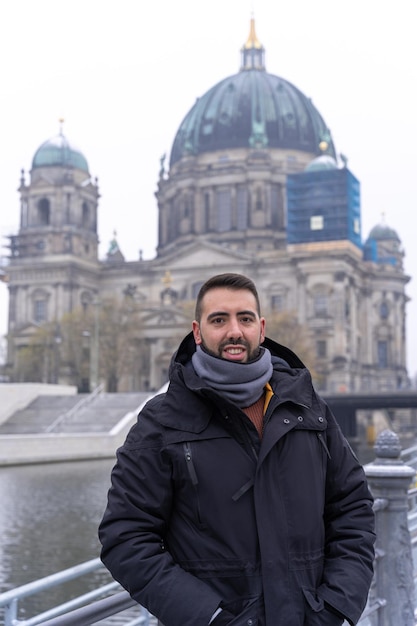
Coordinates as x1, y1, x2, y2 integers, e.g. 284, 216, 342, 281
223, 595, 263, 626
302, 589, 344, 626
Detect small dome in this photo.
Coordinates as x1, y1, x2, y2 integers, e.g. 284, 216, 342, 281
305, 155, 338, 172
364, 219, 403, 268
32, 132, 89, 172
367, 223, 400, 242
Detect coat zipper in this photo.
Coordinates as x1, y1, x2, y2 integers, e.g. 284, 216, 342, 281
183, 442, 198, 486
183, 442, 204, 525
317, 433, 331, 459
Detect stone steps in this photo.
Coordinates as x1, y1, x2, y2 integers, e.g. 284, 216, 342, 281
0, 393, 149, 435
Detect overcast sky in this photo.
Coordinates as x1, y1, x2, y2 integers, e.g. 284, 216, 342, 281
0, 0, 416, 377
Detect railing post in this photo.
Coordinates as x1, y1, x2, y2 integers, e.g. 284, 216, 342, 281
365, 429, 416, 625
4, 598, 18, 626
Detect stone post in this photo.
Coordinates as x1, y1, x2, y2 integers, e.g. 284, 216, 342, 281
364, 429, 415, 625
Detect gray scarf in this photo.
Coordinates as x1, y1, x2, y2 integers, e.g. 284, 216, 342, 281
191, 345, 273, 408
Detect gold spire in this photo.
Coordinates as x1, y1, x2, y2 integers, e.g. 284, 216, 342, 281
241, 17, 265, 70
244, 17, 262, 50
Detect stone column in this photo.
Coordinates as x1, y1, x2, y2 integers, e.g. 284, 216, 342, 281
364, 429, 415, 625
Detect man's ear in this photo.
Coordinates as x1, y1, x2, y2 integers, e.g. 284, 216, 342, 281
192, 320, 202, 345
260, 317, 266, 344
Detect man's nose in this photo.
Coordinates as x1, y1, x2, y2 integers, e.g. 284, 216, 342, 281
227, 318, 242, 339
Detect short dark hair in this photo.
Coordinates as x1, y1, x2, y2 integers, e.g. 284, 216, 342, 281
194, 273, 261, 321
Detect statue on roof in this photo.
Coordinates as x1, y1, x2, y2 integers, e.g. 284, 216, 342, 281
159, 153, 166, 179
106, 230, 125, 262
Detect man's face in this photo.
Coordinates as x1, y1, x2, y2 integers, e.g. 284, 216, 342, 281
192, 287, 266, 363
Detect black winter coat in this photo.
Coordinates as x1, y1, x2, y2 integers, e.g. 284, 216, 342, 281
99, 334, 375, 626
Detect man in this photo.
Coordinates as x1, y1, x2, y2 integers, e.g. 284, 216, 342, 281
99, 273, 375, 626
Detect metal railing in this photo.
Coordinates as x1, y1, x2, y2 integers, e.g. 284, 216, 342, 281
403, 443, 417, 471
0, 557, 151, 626
45, 384, 105, 433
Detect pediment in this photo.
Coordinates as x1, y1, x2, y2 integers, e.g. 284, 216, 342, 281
153, 240, 253, 271
14, 323, 44, 340
140, 306, 189, 327
19, 323, 39, 335
30, 174, 56, 188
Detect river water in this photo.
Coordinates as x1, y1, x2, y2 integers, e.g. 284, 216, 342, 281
0, 458, 116, 621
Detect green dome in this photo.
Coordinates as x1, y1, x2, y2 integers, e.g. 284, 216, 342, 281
32, 132, 89, 172
170, 70, 336, 166
305, 155, 338, 172
367, 223, 400, 242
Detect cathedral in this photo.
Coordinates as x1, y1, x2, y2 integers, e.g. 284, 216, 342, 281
4, 19, 410, 393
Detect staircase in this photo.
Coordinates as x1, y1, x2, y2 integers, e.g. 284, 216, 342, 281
0, 392, 150, 435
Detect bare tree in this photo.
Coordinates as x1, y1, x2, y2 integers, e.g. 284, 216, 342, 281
59, 309, 94, 391
12, 323, 61, 384
58, 296, 145, 392
265, 309, 317, 378
97, 296, 143, 392
12, 296, 145, 391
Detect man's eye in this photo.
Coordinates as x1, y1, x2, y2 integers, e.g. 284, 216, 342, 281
212, 318, 225, 324
240, 317, 253, 323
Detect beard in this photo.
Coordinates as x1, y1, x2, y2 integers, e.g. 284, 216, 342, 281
199, 335, 262, 363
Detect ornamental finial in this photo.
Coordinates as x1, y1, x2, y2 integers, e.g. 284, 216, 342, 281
374, 429, 402, 460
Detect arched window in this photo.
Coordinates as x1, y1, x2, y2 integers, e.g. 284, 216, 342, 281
168, 199, 178, 242
310, 284, 331, 319
255, 187, 263, 211
271, 184, 284, 229
34, 299, 47, 322
314, 292, 328, 317
377, 340, 388, 368
216, 190, 231, 232
236, 187, 248, 230
184, 195, 192, 219
379, 301, 389, 320
316, 340, 327, 358
38, 198, 50, 225
32, 289, 49, 323
271, 294, 285, 312
82, 201, 90, 228
203, 193, 210, 231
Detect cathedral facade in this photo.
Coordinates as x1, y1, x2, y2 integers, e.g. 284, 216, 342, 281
5, 20, 410, 393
